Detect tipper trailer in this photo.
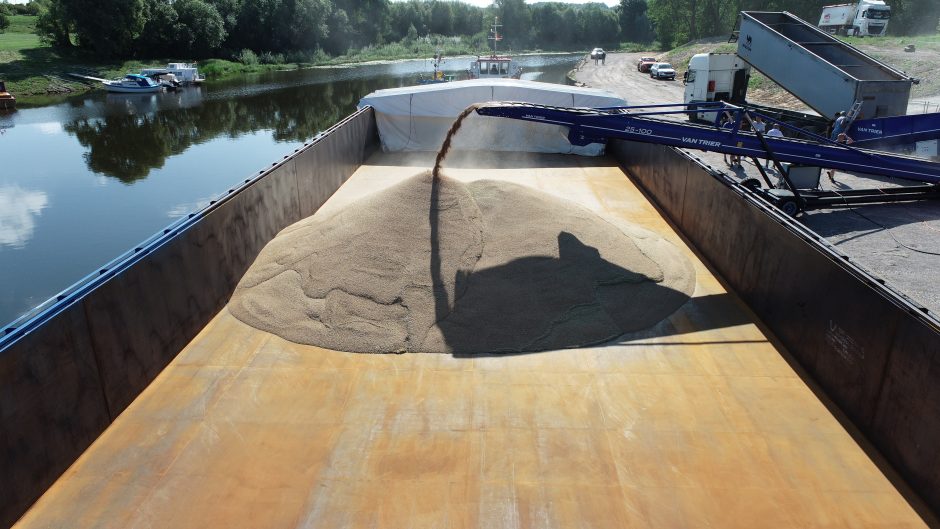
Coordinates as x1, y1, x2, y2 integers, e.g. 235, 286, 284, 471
736, 11, 913, 119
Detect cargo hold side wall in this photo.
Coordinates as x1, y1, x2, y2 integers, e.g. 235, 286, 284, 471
609, 139, 940, 517
0, 108, 379, 529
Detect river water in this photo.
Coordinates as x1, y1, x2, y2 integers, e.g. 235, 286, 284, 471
0, 54, 580, 327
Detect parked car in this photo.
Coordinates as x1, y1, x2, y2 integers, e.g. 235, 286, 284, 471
637, 57, 657, 72
590, 48, 605, 60
649, 62, 676, 80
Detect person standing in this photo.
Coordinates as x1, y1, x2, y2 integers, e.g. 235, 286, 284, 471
827, 132, 854, 182
830, 111, 849, 140
764, 123, 784, 168
752, 115, 766, 134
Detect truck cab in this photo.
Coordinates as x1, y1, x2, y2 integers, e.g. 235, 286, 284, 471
819, 0, 891, 37
853, 0, 891, 36
683, 53, 750, 122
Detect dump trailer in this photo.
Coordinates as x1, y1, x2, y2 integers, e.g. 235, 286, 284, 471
736, 11, 913, 119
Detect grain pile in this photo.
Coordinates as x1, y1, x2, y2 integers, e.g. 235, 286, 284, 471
229, 171, 695, 354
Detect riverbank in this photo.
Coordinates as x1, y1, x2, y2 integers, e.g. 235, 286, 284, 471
3, 49, 567, 104
0, 14, 649, 105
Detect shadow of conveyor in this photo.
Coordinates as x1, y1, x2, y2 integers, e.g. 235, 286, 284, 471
429, 176, 748, 355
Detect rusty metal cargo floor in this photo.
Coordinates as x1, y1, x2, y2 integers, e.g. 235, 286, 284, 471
13, 152, 930, 528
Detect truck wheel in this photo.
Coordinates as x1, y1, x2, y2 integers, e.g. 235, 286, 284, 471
778, 198, 801, 216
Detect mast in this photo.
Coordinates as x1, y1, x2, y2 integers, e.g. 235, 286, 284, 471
488, 16, 502, 57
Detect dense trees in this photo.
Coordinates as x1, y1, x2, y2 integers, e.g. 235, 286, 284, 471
26, 0, 940, 60
647, 0, 940, 48
30, 0, 625, 59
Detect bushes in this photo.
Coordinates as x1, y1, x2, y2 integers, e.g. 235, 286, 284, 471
235, 48, 289, 66
237, 48, 259, 65
258, 51, 285, 64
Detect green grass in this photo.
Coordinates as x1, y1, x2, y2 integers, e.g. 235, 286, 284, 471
612, 42, 657, 53
0, 31, 40, 53
839, 33, 940, 48
0, 15, 41, 53
662, 41, 735, 70
5, 14, 37, 34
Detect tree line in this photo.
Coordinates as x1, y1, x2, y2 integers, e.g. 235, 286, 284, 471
647, 0, 940, 49
8, 0, 939, 60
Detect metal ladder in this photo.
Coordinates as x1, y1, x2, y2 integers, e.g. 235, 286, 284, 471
844, 100, 863, 125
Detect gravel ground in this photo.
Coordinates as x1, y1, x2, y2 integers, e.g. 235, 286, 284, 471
576, 52, 940, 316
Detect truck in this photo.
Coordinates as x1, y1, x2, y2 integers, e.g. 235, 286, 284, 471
818, 1, 891, 37
682, 53, 828, 131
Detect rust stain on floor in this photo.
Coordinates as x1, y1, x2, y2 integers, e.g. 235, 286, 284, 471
14, 153, 930, 528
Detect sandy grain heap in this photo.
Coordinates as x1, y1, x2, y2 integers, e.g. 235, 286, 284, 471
229, 172, 695, 353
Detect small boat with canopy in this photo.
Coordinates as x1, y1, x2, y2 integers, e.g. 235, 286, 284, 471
102, 74, 163, 94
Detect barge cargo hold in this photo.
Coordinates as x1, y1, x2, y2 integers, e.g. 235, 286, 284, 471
3, 106, 940, 528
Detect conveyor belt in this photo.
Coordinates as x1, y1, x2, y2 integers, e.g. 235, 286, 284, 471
475, 102, 940, 184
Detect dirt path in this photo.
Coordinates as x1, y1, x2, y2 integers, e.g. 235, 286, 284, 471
573, 52, 685, 108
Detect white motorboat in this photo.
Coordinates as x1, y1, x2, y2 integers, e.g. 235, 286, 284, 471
102, 74, 163, 94
141, 63, 205, 85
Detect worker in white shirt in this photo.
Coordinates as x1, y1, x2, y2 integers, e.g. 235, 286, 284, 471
764, 123, 783, 168
752, 115, 766, 134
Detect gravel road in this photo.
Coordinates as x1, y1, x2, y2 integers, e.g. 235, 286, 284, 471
575, 52, 940, 317
572, 52, 686, 107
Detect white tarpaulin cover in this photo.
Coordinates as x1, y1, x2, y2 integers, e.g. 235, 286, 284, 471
358, 79, 626, 155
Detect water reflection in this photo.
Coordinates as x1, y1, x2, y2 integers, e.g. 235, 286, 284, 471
59, 54, 578, 183
0, 54, 579, 327
0, 186, 49, 249
63, 77, 401, 183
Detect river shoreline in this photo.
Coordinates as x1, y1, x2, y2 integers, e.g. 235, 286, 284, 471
5, 49, 590, 107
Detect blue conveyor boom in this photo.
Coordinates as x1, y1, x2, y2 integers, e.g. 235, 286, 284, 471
475, 102, 940, 184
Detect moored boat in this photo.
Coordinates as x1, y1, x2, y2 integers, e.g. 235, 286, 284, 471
0, 80, 15, 110
468, 17, 522, 80
140, 62, 205, 85
102, 74, 163, 94
417, 52, 455, 84
141, 71, 182, 91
